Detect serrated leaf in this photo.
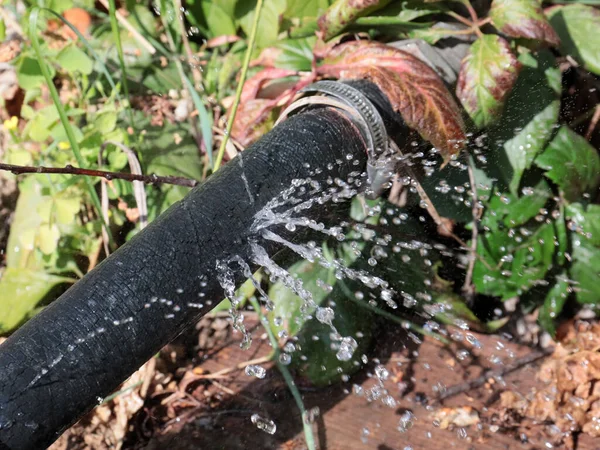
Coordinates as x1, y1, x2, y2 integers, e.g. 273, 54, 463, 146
456, 35, 521, 128
0, 268, 72, 334
55, 44, 94, 75
318, 40, 466, 159
275, 37, 316, 71
481, 179, 551, 231
490, 0, 560, 46
566, 203, 600, 247
317, 0, 391, 41
538, 274, 569, 335
486, 50, 560, 193
474, 222, 556, 300
571, 239, 600, 304
535, 126, 600, 201
548, 4, 600, 75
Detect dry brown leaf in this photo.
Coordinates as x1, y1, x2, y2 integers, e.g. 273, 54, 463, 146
317, 40, 466, 160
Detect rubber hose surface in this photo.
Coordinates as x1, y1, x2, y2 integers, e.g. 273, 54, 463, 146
0, 108, 367, 450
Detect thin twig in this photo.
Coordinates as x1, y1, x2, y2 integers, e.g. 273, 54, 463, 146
585, 104, 600, 141
446, 10, 475, 28
435, 346, 553, 403
194, 355, 271, 379
98, 0, 156, 54
462, 157, 481, 301
0, 162, 199, 187
213, 0, 265, 171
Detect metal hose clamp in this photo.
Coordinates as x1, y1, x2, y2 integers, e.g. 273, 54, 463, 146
276, 80, 395, 199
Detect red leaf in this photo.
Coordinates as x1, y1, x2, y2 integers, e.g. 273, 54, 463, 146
317, 40, 466, 159
489, 0, 560, 46
241, 68, 298, 103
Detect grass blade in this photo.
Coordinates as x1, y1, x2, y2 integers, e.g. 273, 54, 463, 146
213, 0, 265, 172
41, 8, 120, 100
29, 7, 114, 247
107, 0, 135, 127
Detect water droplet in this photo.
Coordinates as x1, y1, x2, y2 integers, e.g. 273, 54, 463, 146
251, 414, 277, 434
245, 364, 266, 379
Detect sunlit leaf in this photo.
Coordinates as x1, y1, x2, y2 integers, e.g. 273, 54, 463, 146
231, 98, 277, 146
490, 0, 560, 46
236, 0, 287, 49
55, 43, 94, 75
188, 0, 237, 37
570, 239, 600, 304
317, 0, 391, 41
538, 274, 570, 335
0, 268, 72, 334
484, 50, 560, 194
566, 203, 600, 247
456, 35, 521, 128
481, 179, 551, 231
474, 222, 556, 300
535, 126, 600, 201
284, 0, 329, 20
318, 40, 466, 159
548, 4, 600, 75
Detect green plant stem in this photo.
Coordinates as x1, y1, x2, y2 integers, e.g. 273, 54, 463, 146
29, 7, 114, 248
338, 280, 450, 345
159, 0, 213, 164
107, 0, 135, 127
213, 0, 265, 172
249, 298, 316, 450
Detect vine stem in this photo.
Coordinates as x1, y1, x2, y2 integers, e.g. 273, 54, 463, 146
0, 162, 198, 187
248, 298, 316, 450
213, 0, 265, 172
459, 0, 483, 37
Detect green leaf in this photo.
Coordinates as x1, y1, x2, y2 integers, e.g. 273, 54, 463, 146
548, 4, 600, 75
571, 239, 600, 304
55, 44, 94, 75
456, 34, 522, 128
505, 101, 559, 194
538, 274, 570, 334
474, 222, 556, 300
189, 0, 237, 37
0, 268, 72, 334
93, 111, 118, 134
481, 180, 552, 231
485, 50, 560, 194
268, 260, 336, 337
17, 56, 55, 90
284, 0, 330, 20
535, 126, 600, 201
275, 37, 316, 71
5, 177, 46, 270
317, 0, 391, 40
566, 203, 600, 247
236, 0, 287, 49
489, 0, 560, 46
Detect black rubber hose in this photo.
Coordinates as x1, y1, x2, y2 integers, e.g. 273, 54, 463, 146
0, 107, 369, 449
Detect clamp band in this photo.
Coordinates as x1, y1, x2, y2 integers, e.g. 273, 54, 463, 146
276, 80, 395, 199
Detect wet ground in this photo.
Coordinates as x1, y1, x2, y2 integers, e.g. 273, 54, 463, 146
66, 317, 594, 450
